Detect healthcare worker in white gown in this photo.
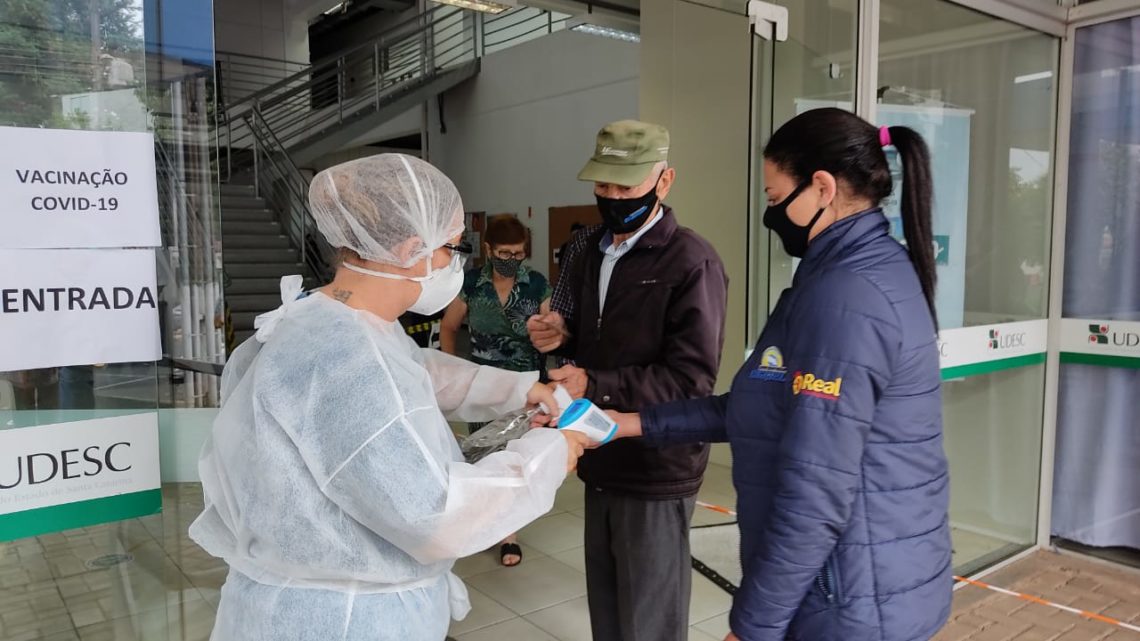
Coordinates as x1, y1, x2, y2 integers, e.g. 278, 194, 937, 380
189, 154, 592, 641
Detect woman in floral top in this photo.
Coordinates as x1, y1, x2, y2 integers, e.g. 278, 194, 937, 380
441, 214, 552, 567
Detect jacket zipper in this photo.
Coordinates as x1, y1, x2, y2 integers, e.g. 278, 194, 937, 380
817, 559, 838, 604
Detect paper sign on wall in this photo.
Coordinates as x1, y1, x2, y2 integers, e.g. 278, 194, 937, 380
0, 249, 161, 371
0, 413, 161, 542
0, 126, 160, 249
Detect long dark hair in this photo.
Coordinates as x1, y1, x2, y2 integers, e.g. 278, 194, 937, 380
764, 108, 937, 328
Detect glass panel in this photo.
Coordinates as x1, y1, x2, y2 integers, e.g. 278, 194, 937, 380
0, 0, 222, 636
942, 366, 1046, 575
1053, 17, 1140, 566
879, 0, 1058, 330
877, 0, 1059, 572
748, 0, 858, 337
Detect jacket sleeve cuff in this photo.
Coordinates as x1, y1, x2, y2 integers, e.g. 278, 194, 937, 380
639, 395, 729, 445
587, 368, 619, 407
640, 404, 665, 443
729, 601, 784, 641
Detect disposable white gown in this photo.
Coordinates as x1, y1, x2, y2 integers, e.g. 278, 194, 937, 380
189, 282, 569, 641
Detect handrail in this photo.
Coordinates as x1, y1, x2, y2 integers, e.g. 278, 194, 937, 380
244, 105, 335, 281
162, 356, 225, 377
221, 4, 478, 179
219, 5, 562, 165
224, 4, 447, 114
216, 50, 309, 67
213, 4, 569, 289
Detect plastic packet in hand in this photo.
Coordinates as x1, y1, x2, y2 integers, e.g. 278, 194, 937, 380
460, 407, 542, 463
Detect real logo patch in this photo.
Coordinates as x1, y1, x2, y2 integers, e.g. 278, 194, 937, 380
791, 371, 842, 400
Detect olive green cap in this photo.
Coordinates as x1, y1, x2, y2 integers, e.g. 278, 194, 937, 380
577, 120, 670, 187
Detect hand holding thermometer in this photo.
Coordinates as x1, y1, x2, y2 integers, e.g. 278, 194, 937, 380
538, 385, 617, 444
558, 398, 619, 444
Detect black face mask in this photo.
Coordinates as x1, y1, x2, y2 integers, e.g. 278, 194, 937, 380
596, 178, 661, 234
763, 180, 826, 258
490, 257, 522, 279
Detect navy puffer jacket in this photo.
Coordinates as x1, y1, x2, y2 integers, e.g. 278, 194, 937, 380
643, 209, 951, 641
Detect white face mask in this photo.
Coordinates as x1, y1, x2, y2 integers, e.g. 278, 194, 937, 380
342, 252, 465, 315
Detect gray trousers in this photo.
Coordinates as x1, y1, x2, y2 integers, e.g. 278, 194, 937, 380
584, 488, 697, 641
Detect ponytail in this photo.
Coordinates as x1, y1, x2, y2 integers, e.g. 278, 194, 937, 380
764, 109, 939, 330
886, 126, 938, 330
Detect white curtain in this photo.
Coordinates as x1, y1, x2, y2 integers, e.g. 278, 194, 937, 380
1052, 17, 1140, 550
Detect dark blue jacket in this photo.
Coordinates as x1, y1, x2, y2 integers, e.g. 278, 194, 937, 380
643, 210, 952, 641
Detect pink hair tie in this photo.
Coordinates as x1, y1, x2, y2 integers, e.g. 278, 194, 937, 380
879, 126, 892, 147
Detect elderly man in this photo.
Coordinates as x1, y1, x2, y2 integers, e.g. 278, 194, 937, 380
528, 120, 729, 641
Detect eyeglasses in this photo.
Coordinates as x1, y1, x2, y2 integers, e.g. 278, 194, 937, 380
443, 242, 473, 255
492, 249, 527, 260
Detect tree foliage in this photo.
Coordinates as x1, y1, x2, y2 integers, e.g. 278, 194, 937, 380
0, 0, 142, 126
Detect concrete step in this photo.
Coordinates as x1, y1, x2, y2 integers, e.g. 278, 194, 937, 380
222, 221, 283, 235
223, 234, 292, 249
220, 195, 269, 209
227, 294, 284, 312
220, 184, 256, 197
224, 248, 298, 263
225, 263, 310, 279
232, 311, 260, 330
223, 208, 276, 223
226, 277, 298, 295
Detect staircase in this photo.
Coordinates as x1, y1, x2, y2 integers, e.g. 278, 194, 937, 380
220, 183, 315, 344
218, 4, 481, 181
213, 5, 570, 351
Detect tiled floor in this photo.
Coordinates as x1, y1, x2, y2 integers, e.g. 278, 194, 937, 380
0, 485, 223, 641
0, 469, 737, 641
2, 462, 1138, 641
449, 468, 738, 641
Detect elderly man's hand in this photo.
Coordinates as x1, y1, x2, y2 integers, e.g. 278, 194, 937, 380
548, 365, 588, 400
527, 312, 568, 353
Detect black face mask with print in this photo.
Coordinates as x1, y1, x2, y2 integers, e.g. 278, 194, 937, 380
491, 257, 522, 278
596, 177, 662, 235
763, 180, 826, 258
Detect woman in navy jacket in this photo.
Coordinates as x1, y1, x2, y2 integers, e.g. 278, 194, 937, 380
609, 108, 951, 641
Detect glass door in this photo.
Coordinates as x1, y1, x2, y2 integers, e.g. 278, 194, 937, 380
747, 0, 859, 338
0, 0, 223, 638
876, 0, 1059, 575
747, 0, 1062, 576
1052, 14, 1140, 570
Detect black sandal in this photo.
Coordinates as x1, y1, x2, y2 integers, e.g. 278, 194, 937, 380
500, 542, 522, 567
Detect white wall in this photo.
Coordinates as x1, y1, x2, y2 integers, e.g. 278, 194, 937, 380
309, 145, 422, 173
427, 30, 638, 277
214, 0, 296, 61
340, 106, 423, 149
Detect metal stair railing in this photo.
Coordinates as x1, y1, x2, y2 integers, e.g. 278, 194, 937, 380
481, 6, 570, 55
244, 105, 336, 281
220, 4, 478, 179
214, 5, 571, 286
215, 51, 309, 111
153, 99, 226, 408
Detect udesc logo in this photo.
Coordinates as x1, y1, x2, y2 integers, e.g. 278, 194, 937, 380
987, 328, 1026, 351
1088, 324, 1140, 348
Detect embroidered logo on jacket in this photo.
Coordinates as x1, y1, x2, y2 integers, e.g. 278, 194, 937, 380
791, 371, 843, 400
749, 346, 787, 382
